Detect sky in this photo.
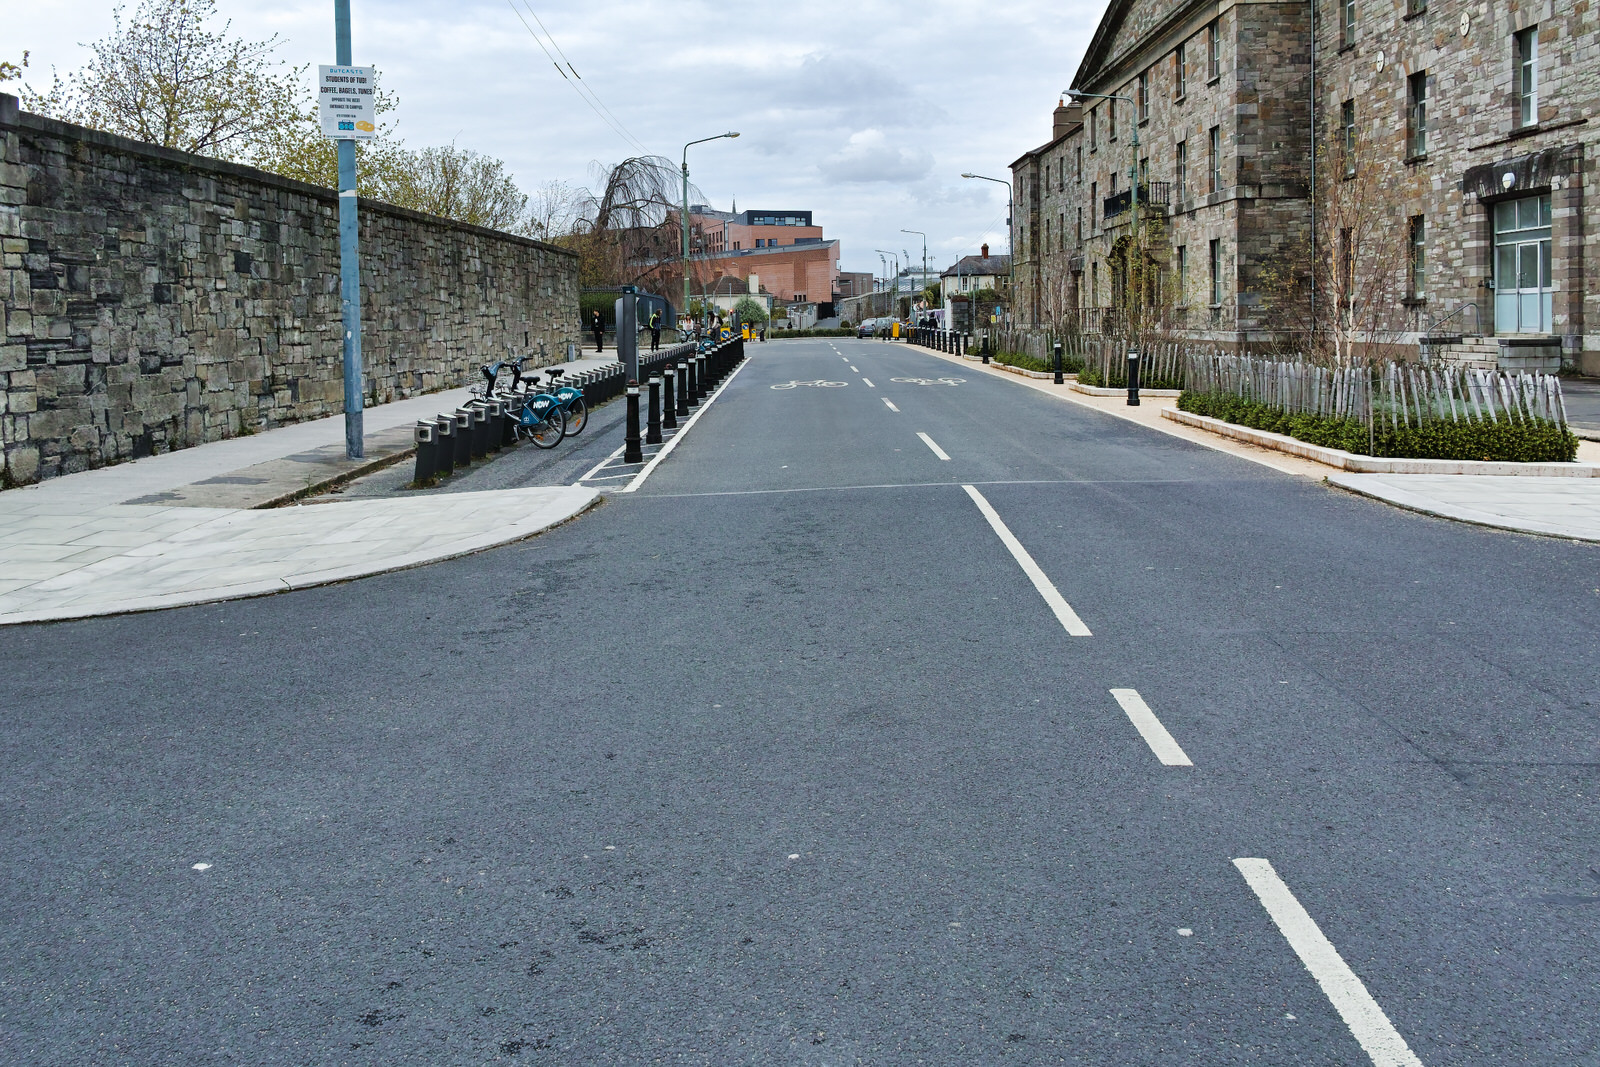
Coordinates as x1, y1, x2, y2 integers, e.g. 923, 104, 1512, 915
6, 0, 1105, 278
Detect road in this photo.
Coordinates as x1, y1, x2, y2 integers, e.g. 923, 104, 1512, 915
1, 337, 1596, 1065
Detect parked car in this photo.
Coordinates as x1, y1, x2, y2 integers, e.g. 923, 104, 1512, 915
857, 318, 877, 338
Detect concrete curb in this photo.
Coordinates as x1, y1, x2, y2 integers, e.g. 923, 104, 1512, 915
1326, 474, 1600, 543
1072, 382, 1183, 398
0, 488, 600, 626
1162, 408, 1600, 476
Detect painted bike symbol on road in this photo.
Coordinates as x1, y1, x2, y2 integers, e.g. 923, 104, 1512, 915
771, 380, 848, 389
889, 377, 966, 386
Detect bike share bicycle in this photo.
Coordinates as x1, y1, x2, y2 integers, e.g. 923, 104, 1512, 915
473, 354, 586, 448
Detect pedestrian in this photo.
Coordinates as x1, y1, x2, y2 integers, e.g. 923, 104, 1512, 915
649, 308, 661, 352
590, 310, 604, 353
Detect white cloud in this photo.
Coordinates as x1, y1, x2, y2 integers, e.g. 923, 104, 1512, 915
819, 129, 932, 184
5, 0, 1106, 274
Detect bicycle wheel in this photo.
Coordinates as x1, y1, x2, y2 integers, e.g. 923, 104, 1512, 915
563, 396, 589, 435
528, 407, 567, 448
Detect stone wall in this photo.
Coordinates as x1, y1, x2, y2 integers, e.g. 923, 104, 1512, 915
1, 94, 581, 486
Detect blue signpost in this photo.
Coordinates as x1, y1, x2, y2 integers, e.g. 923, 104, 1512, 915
334, 0, 364, 459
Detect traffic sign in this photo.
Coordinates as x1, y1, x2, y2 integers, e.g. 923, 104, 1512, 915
318, 65, 377, 139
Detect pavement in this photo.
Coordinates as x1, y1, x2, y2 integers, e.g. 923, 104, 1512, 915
1562, 375, 1600, 439
0, 386, 597, 625
2, 336, 1595, 1064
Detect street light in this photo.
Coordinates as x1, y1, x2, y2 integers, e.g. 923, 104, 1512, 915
682, 132, 739, 338
901, 228, 927, 314
961, 173, 1013, 327
1066, 89, 1140, 244
875, 248, 900, 324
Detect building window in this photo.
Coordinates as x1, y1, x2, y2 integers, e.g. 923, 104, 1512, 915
1044, 217, 1050, 250
1516, 27, 1538, 127
1090, 182, 1097, 226
1175, 141, 1187, 201
1109, 98, 1117, 141
1494, 194, 1552, 332
1077, 207, 1083, 242
1341, 99, 1356, 177
1174, 43, 1188, 98
1407, 71, 1428, 157
1407, 0, 1426, 16
1177, 245, 1188, 300
1089, 108, 1097, 150
1208, 126, 1221, 194
1076, 146, 1083, 180
1059, 212, 1065, 250
1091, 261, 1099, 304
1208, 239, 1222, 304
1340, 0, 1355, 47
1138, 72, 1150, 121
733, 241, 740, 250
1139, 157, 1149, 185
1207, 20, 1221, 79
1409, 215, 1426, 298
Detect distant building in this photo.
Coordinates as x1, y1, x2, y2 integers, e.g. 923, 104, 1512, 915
686, 205, 840, 306
940, 244, 1011, 307
836, 271, 876, 299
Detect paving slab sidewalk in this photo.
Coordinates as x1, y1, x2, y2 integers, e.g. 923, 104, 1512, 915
0, 390, 598, 625
912, 343, 1600, 543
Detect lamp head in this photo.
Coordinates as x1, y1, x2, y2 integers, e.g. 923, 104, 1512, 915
960, 172, 975, 179
1500, 171, 1515, 191
726, 131, 740, 138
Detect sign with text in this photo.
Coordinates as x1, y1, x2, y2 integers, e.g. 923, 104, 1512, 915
318, 65, 377, 139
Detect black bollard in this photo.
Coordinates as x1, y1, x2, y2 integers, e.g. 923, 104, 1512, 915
696, 353, 709, 399
434, 415, 455, 477
465, 405, 489, 459
484, 400, 504, 453
1127, 348, 1141, 406
662, 366, 678, 429
1054, 340, 1064, 385
676, 361, 691, 416
499, 398, 519, 448
684, 356, 699, 407
981, 337, 991, 364
624, 380, 643, 463
646, 374, 662, 445
412, 420, 436, 485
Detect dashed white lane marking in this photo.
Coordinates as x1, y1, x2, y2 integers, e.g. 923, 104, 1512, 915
861, 377, 875, 388
1109, 688, 1193, 766
917, 432, 951, 461
850, 366, 859, 372
961, 485, 1091, 636
1234, 859, 1424, 1067
882, 398, 899, 412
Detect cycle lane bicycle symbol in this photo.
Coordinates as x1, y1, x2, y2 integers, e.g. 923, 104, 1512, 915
771, 380, 848, 389
889, 377, 966, 386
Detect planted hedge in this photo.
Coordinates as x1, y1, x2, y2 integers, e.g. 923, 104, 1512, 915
769, 327, 856, 338
1178, 390, 1579, 462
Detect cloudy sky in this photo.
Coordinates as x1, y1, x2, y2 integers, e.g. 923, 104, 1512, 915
8, 0, 1105, 277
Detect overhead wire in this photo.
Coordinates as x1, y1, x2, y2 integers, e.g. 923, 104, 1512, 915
503, 0, 647, 155
516, 0, 651, 156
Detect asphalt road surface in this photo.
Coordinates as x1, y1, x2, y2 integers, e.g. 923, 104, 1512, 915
2, 338, 1596, 1065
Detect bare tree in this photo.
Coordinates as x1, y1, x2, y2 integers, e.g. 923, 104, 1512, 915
525, 180, 583, 242
563, 156, 701, 290
1314, 132, 1408, 367
22, 0, 305, 159
1, 52, 28, 83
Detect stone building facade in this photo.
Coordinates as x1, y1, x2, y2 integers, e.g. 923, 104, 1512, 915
1011, 0, 1597, 372
1, 94, 580, 487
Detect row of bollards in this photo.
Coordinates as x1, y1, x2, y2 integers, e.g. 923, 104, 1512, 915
906, 326, 969, 357
621, 337, 747, 468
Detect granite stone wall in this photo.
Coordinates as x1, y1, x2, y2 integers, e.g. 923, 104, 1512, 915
1, 94, 581, 486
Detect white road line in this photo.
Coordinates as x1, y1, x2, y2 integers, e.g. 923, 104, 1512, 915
917, 432, 951, 461
1109, 689, 1193, 766
575, 445, 626, 485
862, 378, 875, 388
850, 366, 859, 372
1234, 859, 1424, 1067
621, 354, 753, 493
961, 485, 1091, 636
882, 398, 899, 412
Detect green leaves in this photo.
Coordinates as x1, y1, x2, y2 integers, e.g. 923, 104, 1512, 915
1178, 391, 1579, 462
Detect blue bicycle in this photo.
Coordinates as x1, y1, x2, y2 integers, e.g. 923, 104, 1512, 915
475, 357, 566, 448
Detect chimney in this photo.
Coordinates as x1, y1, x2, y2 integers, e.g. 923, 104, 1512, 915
981, 243, 989, 259
1053, 98, 1080, 141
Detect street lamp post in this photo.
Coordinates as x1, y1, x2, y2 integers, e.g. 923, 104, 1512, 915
681, 132, 739, 339
1066, 90, 1139, 245
875, 249, 900, 326
901, 228, 926, 318
960, 172, 1013, 322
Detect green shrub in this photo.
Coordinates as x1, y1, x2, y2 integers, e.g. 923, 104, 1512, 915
1177, 391, 1579, 461
995, 349, 1083, 374
769, 327, 855, 338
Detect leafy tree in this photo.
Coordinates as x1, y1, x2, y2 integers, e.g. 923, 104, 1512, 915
22, 0, 305, 158
731, 295, 768, 324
